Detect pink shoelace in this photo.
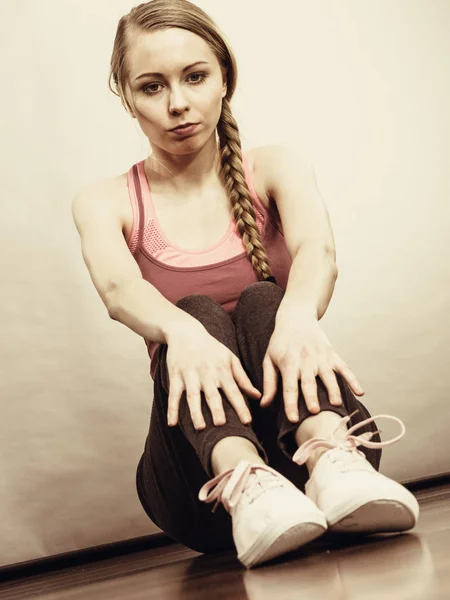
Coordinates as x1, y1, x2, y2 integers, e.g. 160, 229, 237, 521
292, 410, 406, 466
198, 461, 286, 514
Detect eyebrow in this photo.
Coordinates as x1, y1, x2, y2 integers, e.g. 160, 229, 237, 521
134, 61, 210, 82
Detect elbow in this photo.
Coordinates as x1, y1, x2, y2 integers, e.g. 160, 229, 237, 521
105, 288, 119, 320
107, 298, 119, 320
107, 305, 117, 320
324, 246, 338, 275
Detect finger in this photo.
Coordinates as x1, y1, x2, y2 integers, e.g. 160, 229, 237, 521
334, 359, 365, 395
280, 364, 301, 421
167, 375, 183, 426
260, 357, 278, 407
184, 373, 206, 430
203, 383, 227, 426
319, 367, 343, 406
220, 375, 252, 425
299, 372, 320, 414
231, 356, 262, 398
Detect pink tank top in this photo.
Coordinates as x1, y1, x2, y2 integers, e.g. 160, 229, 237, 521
125, 151, 293, 379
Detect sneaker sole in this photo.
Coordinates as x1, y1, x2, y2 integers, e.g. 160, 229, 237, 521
329, 499, 417, 534
238, 515, 327, 569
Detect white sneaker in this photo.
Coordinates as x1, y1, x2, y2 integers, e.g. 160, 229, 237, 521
292, 411, 420, 534
198, 460, 328, 568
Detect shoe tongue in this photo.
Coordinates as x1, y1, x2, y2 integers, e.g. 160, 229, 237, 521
327, 447, 365, 465
250, 470, 269, 485
334, 448, 356, 460
248, 469, 281, 490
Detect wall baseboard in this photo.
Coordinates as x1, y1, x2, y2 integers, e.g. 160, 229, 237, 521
2, 471, 449, 580
401, 471, 450, 491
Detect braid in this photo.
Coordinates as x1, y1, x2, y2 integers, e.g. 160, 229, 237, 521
217, 98, 277, 283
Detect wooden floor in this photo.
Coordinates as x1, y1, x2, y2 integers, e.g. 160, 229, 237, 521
1, 483, 449, 600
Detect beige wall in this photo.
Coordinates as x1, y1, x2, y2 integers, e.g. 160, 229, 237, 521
1, 0, 449, 568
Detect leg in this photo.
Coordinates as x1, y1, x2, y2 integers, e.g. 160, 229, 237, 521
162, 294, 268, 477
210, 436, 266, 475
231, 281, 382, 490
136, 294, 268, 554
294, 410, 348, 474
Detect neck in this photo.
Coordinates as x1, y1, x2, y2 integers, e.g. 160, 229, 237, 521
145, 135, 222, 195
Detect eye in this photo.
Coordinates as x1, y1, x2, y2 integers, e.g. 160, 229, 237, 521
189, 73, 207, 84
142, 73, 208, 95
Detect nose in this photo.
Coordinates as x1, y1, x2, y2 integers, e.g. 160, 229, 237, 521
169, 86, 190, 114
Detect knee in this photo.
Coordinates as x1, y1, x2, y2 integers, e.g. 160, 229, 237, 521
176, 294, 221, 318
242, 280, 281, 299
175, 295, 231, 331
236, 281, 283, 312
176, 294, 212, 309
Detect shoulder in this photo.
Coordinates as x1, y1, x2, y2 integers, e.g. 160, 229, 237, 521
72, 174, 128, 225
244, 145, 275, 207
246, 144, 312, 199
74, 174, 124, 202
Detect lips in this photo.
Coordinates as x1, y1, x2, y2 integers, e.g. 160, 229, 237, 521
171, 123, 197, 131
169, 123, 200, 137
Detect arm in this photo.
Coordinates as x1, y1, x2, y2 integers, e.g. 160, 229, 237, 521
253, 146, 362, 412
276, 243, 338, 324
71, 182, 205, 344
108, 278, 204, 344
253, 144, 339, 323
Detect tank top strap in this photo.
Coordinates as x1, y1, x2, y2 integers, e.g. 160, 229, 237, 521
131, 163, 146, 251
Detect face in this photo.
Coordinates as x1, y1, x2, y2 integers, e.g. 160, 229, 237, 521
125, 28, 227, 153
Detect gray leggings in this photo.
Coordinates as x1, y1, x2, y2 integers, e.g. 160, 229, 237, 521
136, 281, 381, 554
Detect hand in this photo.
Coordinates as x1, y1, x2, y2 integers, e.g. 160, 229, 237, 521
165, 327, 262, 430
260, 317, 365, 422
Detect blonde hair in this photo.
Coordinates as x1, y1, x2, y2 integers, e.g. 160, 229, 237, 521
108, 0, 276, 282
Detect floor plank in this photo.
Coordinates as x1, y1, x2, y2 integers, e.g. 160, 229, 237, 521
1, 484, 449, 600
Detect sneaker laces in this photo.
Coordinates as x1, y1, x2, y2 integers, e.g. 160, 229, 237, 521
292, 410, 406, 466
198, 461, 286, 514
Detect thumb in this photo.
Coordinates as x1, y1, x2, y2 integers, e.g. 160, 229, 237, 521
260, 357, 278, 407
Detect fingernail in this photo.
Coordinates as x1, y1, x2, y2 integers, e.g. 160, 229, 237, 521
289, 412, 299, 421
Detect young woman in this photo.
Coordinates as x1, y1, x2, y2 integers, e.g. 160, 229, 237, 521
72, 0, 419, 569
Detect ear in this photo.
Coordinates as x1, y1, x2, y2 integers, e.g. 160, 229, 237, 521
222, 74, 227, 98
